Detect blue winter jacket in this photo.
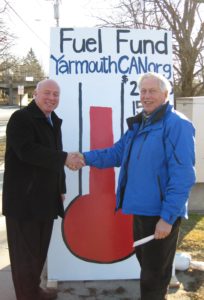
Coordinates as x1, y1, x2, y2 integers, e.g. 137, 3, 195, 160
83, 102, 196, 225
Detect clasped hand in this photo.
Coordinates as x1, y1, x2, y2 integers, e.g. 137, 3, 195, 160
65, 152, 85, 170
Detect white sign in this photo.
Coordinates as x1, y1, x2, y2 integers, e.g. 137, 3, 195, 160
48, 27, 173, 281
25, 76, 34, 82
18, 85, 24, 95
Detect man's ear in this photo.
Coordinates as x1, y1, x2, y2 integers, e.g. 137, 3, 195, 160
164, 90, 168, 100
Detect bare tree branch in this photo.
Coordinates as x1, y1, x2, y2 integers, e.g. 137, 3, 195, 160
96, 0, 204, 96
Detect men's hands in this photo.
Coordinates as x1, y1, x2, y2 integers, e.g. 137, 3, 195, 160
65, 152, 85, 171
154, 218, 172, 239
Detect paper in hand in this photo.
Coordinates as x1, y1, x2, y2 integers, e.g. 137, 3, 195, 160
133, 234, 154, 247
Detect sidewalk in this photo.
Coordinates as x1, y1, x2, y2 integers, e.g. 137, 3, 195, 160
0, 215, 16, 300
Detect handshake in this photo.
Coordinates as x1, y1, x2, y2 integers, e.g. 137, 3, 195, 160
65, 152, 85, 171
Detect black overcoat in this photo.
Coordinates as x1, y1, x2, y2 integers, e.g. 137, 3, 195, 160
2, 100, 67, 220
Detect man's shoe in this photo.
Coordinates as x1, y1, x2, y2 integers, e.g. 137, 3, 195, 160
38, 287, 58, 300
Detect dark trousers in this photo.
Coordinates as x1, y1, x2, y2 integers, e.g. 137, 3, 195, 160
133, 215, 181, 300
6, 217, 54, 300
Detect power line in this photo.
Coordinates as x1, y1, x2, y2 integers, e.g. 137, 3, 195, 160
3, 0, 49, 48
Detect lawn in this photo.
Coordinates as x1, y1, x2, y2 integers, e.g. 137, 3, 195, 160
178, 213, 204, 261
169, 213, 204, 300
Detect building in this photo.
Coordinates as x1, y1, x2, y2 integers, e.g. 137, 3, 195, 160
176, 97, 204, 212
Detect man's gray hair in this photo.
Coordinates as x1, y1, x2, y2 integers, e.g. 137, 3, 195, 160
138, 72, 171, 97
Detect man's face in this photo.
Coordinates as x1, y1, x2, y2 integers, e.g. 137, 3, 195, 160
140, 77, 167, 114
34, 80, 60, 116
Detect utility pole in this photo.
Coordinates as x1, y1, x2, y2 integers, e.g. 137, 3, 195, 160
45, 0, 60, 26
54, 0, 60, 27
140, 0, 146, 29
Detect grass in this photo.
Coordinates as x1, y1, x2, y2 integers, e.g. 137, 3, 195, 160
178, 213, 204, 261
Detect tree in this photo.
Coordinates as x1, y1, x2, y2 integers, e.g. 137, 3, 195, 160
97, 0, 204, 97
0, 49, 45, 105
0, 3, 45, 105
0, 1, 16, 72
1, 48, 45, 83
13, 48, 45, 82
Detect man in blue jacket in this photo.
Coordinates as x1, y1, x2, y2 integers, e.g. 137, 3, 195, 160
71, 72, 196, 300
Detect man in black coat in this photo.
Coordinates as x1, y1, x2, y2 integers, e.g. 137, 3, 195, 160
2, 79, 83, 300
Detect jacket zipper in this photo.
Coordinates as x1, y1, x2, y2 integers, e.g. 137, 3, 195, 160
137, 132, 148, 159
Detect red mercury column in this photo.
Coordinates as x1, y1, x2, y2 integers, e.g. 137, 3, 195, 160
62, 106, 134, 263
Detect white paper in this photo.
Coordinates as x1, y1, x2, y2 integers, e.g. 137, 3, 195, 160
133, 234, 155, 247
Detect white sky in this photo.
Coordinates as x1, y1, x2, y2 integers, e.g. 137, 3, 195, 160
3, 0, 116, 74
